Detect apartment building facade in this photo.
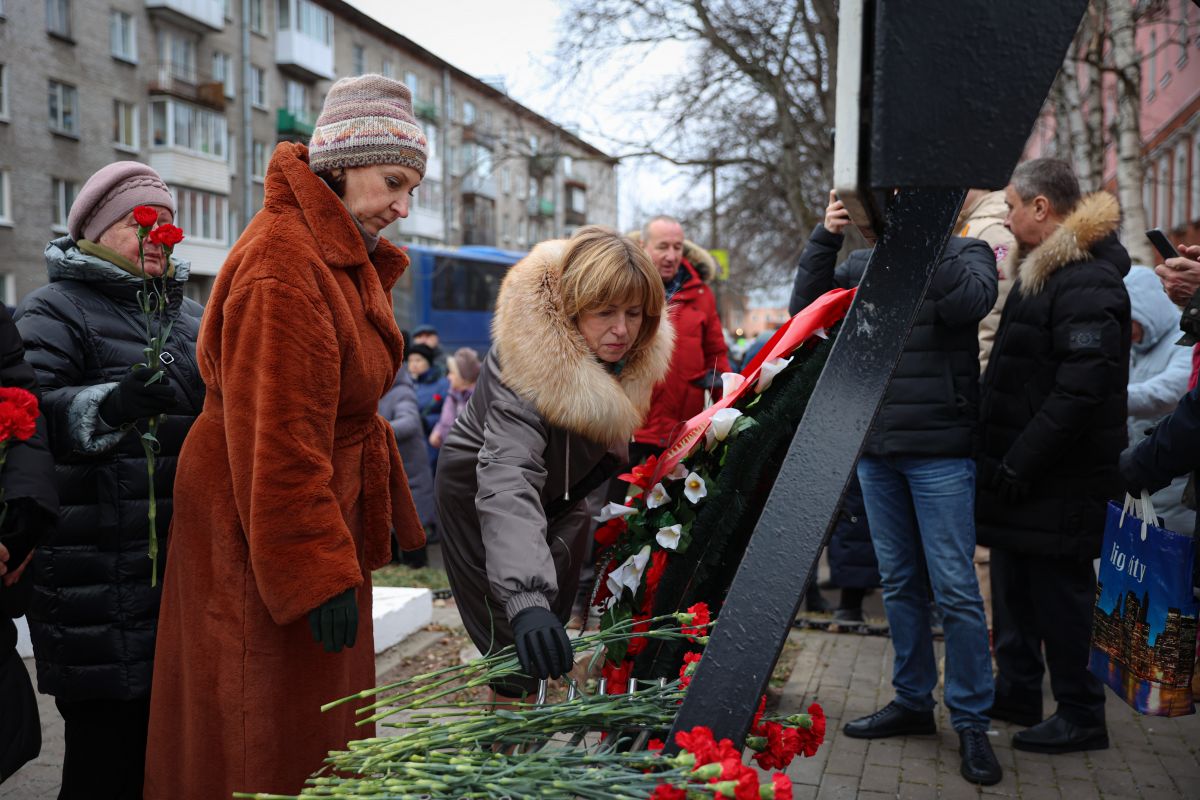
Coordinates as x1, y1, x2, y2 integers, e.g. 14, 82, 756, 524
0, 0, 618, 304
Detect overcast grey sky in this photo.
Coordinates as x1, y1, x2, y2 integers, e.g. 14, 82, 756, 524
345, 0, 696, 231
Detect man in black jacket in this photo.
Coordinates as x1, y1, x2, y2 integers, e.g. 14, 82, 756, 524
977, 158, 1130, 754
0, 303, 58, 784
792, 190, 1002, 786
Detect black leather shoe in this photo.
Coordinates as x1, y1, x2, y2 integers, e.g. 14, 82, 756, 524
959, 728, 1002, 785
1012, 712, 1108, 754
843, 701, 936, 739
987, 693, 1042, 728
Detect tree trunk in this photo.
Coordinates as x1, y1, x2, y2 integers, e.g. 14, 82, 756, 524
1109, 0, 1153, 265
1083, 0, 1106, 192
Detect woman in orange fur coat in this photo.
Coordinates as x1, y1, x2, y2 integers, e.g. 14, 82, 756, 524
144, 75, 427, 799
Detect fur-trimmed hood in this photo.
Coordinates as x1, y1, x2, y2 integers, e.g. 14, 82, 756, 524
491, 239, 674, 446
1013, 192, 1127, 296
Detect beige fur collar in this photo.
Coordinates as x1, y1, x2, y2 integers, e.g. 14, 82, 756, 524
491, 240, 675, 446
1013, 192, 1120, 296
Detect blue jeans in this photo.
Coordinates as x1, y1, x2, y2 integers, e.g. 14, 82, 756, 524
857, 455, 993, 730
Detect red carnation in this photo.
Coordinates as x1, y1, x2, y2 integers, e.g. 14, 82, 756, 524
147, 223, 184, 248
650, 784, 685, 800
643, 549, 669, 605
680, 601, 712, 638
712, 756, 761, 800
601, 660, 631, 695
132, 205, 159, 228
794, 703, 826, 757
771, 773, 794, 800
678, 650, 702, 689
594, 517, 626, 549
0, 387, 39, 442
647, 738, 665, 752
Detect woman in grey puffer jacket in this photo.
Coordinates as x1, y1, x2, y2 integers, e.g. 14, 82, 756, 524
1124, 265, 1194, 533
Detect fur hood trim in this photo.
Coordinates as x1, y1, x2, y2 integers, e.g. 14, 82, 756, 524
1014, 192, 1120, 296
491, 239, 675, 446
625, 230, 717, 282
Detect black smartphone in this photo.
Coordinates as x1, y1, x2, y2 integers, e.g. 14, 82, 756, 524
1146, 228, 1179, 260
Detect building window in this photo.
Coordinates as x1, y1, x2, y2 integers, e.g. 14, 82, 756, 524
1179, 0, 1190, 67
462, 100, 476, 126
110, 10, 136, 62
1148, 31, 1157, 100
425, 124, 438, 160
228, 132, 237, 176
285, 79, 309, 119
0, 274, 13, 307
381, 58, 394, 79
150, 99, 226, 158
1157, 154, 1170, 230
1174, 143, 1188, 230
568, 185, 586, 215
1144, 163, 1155, 229
352, 44, 365, 75
501, 168, 510, 194
252, 140, 267, 177
46, 0, 70, 38
212, 51, 234, 98
157, 30, 197, 83
0, 64, 8, 121
51, 177, 77, 231
562, 155, 573, 177
113, 100, 138, 150
224, 0, 232, 20
251, 66, 267, 108
0, 170, 10, 224
48, 80, 78, 135
405, 71, 419, 98
412, 179, 442, 212
249, 0, 264, 34
295, 0, 331, 45
172, 186, 228, 244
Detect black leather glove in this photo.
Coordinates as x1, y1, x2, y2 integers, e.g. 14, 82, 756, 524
511, 606, 573, 681
690, 368, 722, 391
99, 365, 177, 427
308, 587, 358, 653
991, 461, 1032, 504
1118, 447, 1147, 497
0, 499, 55, 572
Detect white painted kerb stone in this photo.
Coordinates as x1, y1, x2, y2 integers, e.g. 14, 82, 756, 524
14, 585, 433, 659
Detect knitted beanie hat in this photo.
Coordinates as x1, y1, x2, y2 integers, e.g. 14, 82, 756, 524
308, 74, 427, 177
451, 348, 481, 384
407, 343, 437, 365
68, 161, 175, 243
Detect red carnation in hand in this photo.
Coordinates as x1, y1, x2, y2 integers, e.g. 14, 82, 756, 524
0, 387, 39, 442
132, 205, 159, 228
147, 224, 184, 247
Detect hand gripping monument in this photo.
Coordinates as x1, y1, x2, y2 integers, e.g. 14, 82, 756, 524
667, 0, 1090, 748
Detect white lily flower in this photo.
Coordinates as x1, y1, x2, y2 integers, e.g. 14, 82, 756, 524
705, 407, 744, 447
656, 524, 683, 550
646, 482, 669, 509
606, 545, 652, 599
667, 462, 689, 481
593, 502, 639, 523
683, 471, 708, 504
756, 356, 794, 393
720, 372, 745, 400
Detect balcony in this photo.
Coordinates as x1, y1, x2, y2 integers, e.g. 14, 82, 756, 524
413, 100, 438, 124
276, 30, 334, 81
389, 206, 444, 242
148, 63, 226, 110
145, 0, 224, 32
527, 198, 555, 217
148, 150, 230, 195
277, 108, 315, 139
463, 226, 495, 246
528, 153, 557, 178
460, 171, 496, 199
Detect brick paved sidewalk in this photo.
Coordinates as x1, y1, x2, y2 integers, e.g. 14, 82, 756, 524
6, 623, 1198, 798
772, 629, 1200, 799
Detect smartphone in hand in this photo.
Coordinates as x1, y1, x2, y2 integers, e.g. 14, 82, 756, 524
1146, 228, 1179, 260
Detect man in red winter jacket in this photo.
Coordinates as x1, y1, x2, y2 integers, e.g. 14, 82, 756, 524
631, 215, 730, 463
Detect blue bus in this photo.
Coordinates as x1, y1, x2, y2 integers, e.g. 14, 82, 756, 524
393, 244, 527, 355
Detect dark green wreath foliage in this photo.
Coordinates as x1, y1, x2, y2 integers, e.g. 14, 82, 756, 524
633, 328, 839, 680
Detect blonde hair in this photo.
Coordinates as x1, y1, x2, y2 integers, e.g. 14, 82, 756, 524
559, 226, 664, 357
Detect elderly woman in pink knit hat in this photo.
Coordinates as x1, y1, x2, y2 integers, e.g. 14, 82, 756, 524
14, 161, 204, 799
145, 74, 428, 798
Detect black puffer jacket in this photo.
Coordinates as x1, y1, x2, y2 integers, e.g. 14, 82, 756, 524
976, 193, 1131, 558
15, 237, 203, 701
790, 223, 998, 457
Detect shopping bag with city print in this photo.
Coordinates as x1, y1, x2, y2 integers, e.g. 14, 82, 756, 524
1089, 492, 1197, 717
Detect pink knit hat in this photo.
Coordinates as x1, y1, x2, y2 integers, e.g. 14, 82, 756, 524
68, 161, 175, 243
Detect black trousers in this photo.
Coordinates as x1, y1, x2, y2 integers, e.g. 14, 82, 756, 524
54, 696, 151, 800
990, 548, 1106, 726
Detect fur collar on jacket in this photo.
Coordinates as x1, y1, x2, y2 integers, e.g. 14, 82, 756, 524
1012, 192, 1120, 296
492, 239, 674, 446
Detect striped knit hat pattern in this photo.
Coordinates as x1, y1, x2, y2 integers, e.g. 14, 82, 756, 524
308, 74, 427, 177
